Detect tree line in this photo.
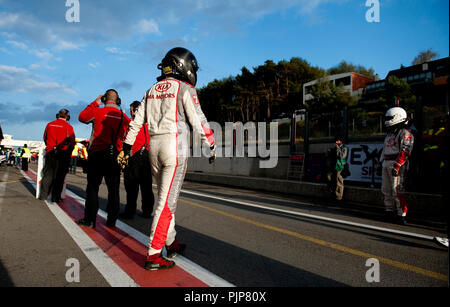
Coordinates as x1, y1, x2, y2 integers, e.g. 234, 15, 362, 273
198, 58, 375, 123
198, 49, 438, 124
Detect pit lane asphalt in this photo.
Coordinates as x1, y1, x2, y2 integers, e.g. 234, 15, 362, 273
0, 165, 109, 287
64, 165, 449, 287
1, 164, 448, 287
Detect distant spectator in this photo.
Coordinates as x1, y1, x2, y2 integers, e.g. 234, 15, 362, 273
326, 136, 348, 201
21, 144, 31, 171
69, 143, 79, 174
8, 149, 16, 166
16, 147, 22, 166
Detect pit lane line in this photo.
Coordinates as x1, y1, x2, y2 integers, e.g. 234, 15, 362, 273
173, 185, 436, 241
179, 198, 448, 282
0, 168, 9, 216
20, 169, 138, 287
24, 168, 234, 287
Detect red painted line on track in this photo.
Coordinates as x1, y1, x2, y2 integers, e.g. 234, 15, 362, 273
24, 170, 208, 287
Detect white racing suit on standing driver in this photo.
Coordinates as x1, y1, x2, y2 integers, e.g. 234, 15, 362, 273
380, 127, 414, 217
124, 78, 215, 257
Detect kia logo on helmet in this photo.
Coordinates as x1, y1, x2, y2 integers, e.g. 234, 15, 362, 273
155, 82, 172, 93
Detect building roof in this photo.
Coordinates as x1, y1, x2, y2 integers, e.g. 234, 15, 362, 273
386, 57, 449, 79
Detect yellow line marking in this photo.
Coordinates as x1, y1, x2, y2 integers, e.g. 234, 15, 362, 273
0, 179, 25, 184
181, 198, 447, 282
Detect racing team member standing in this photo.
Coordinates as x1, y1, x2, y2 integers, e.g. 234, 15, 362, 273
118, 47, 216, 270
39, 109, 76, 202
119, 101, 154, 219
21, 144, 32, 171
78, 90, 130, 228
380, 107, 414, 225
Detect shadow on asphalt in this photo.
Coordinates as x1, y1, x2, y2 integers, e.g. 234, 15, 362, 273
0, 258, 14, 287
182, 183, 447, 232
181, 193, 445, 252
65, 184, 347, 286
174, 225, 348, 287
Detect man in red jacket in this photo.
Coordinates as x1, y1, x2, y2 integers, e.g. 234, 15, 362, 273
120, 101, 154, 219
39, 109, 76, 202
78, 89, 130, 228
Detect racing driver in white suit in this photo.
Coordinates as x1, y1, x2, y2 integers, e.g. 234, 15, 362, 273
119, 48, 216, 270
380, 107, 414, 225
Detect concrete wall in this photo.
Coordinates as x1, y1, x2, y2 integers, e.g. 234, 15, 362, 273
187, 142, 384, 180
188, 144, 292, 179
188, 156, 291, 179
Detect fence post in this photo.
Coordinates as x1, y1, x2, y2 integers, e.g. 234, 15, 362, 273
303, 111, 310, 181
290, 113, 296, 154
343, 105, 349, 143
36, 147, 45, 199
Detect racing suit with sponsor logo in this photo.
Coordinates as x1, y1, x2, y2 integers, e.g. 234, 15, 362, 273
380, 127, 414, 217
124, 78, 215, 256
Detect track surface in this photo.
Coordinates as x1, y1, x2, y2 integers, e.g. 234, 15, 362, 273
0, 165, 448, 287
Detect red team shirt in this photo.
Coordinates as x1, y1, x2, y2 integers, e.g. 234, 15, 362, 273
78, 101, 130, 154
43, 118, 76, 154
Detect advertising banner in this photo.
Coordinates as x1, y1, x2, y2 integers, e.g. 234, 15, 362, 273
346, 144, 383, 183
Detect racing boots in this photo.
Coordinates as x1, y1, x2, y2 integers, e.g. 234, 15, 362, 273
166, 239, 186, 259
144, 253, 175, 270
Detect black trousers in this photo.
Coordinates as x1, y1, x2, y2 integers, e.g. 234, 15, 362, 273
123, 150, 154, 215
21, 158, 29, 171
84, 149, 121, 224
40, 151, 71, 201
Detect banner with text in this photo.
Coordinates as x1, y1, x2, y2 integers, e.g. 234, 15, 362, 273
346, 144, 383, 183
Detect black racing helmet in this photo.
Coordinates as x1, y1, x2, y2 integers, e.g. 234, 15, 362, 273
157, 47, 199, 86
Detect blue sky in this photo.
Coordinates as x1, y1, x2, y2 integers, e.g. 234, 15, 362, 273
0, 0, 448, 141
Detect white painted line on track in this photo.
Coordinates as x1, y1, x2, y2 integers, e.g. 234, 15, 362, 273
0, 168, 9, 216
64, 189, 235, 287
20, 169, 138, 287
177, 186, 436, 241
27, 168, 234, 287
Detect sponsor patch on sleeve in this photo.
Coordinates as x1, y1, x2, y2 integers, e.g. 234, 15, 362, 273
192, 94, 199, 104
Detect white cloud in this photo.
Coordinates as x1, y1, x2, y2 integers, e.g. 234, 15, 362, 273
0, 64, 28, 74
136, 19, 161, 35
28, 63, 41, 70
54, 40, 82, 52
105, 47, 136, 56
27, 48, 53, 60
89, 62, 101, 68
0, 31, 18, 39
0, 47, 12, 55
6, 40, 28, 50
25, 79, 76, 94
0, 64, 76, 95
0, 12, 19, 28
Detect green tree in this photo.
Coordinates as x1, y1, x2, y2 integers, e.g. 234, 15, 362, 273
235, 66, 258, 122
380, 75, 415, 109
198, 57, 371, 123
327, 60, 375, 78
412, 49, 438, 65
307, 78, 358, 113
